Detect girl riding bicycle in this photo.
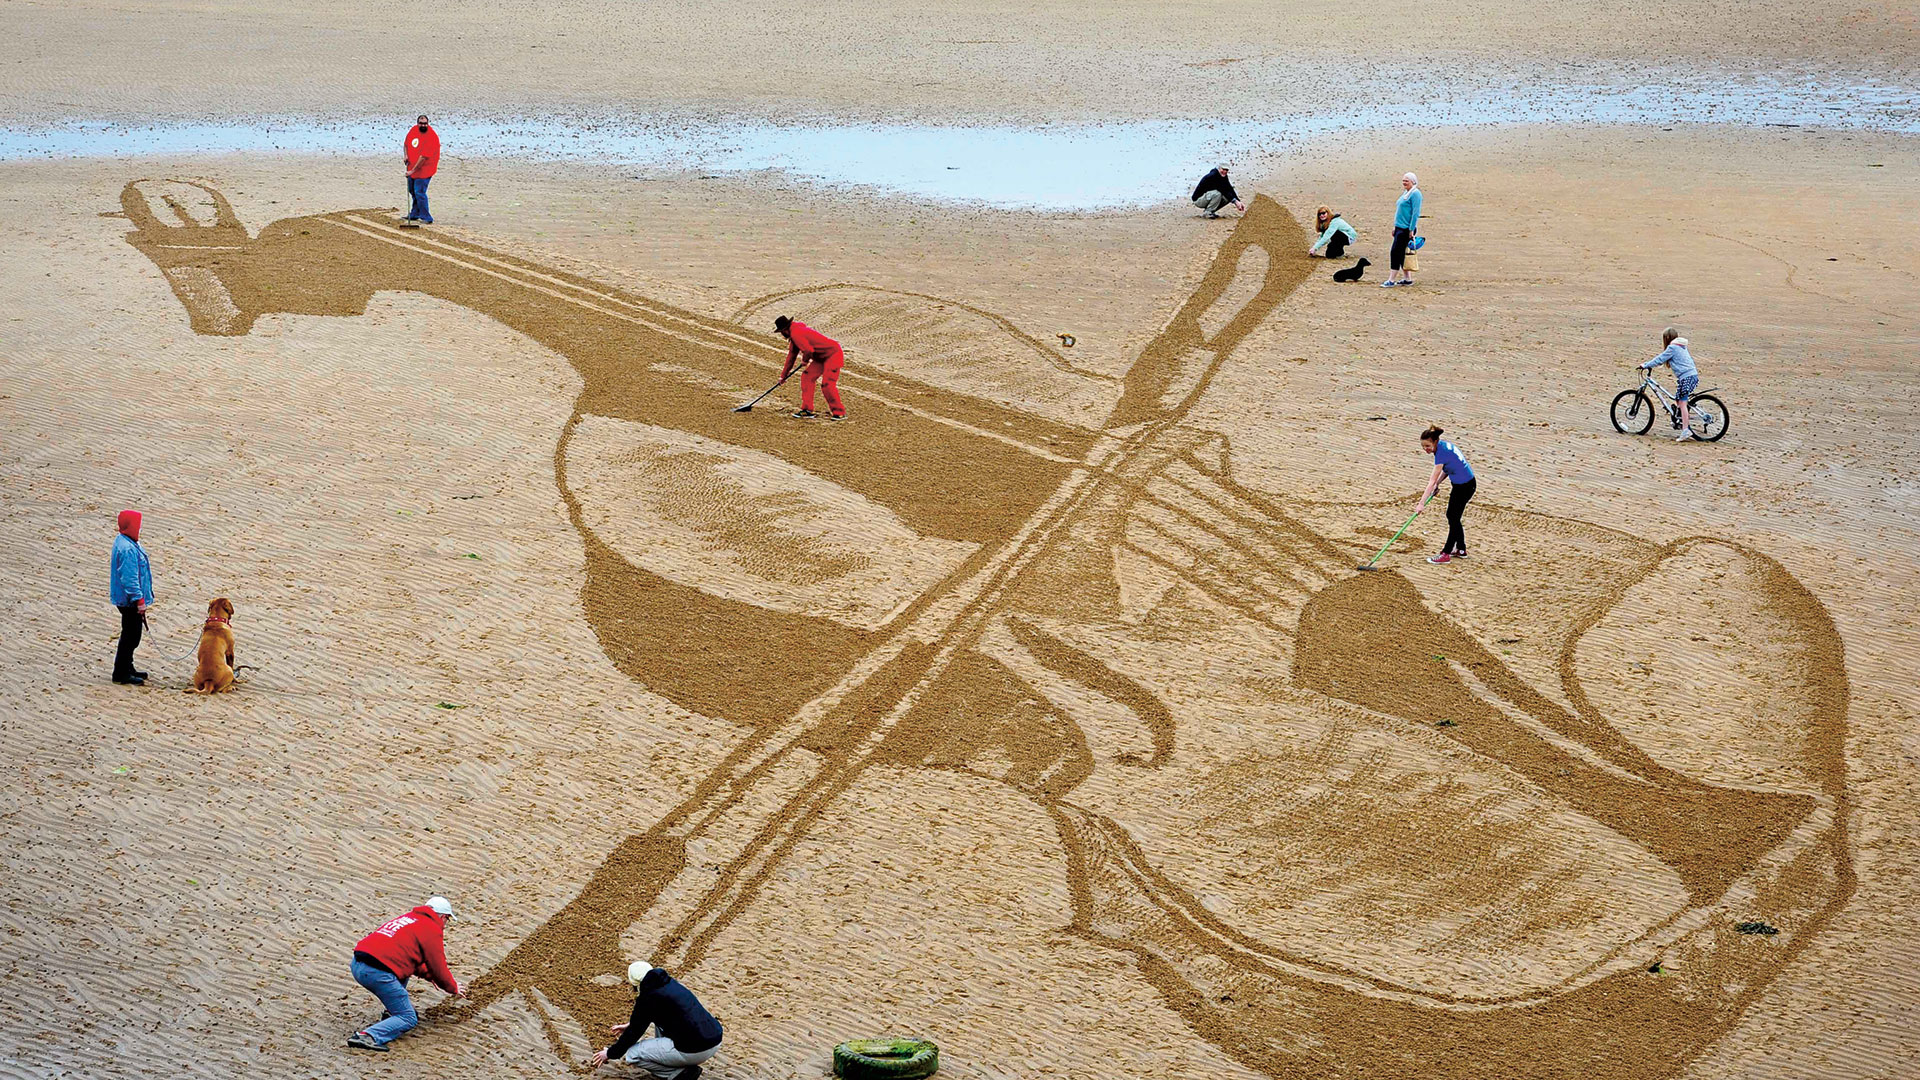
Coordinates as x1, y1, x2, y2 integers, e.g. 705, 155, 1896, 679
1641, 327, 1700, 442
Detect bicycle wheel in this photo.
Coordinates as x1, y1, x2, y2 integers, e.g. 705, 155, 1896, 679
1611, 390, 1654, 435
1688, 394, 1729, 441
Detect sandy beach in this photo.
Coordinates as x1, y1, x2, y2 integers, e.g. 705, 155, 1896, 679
1, 5, 1917, 1080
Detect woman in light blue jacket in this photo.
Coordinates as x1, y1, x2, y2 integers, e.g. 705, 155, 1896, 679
1308, 205, 1358, 258
110, 509, 155, 685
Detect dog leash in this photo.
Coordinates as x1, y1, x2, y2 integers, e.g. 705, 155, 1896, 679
143, 612, 238, 666
119, 610, 261, 682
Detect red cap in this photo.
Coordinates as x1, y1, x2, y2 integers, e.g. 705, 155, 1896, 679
117, 510, 141, 540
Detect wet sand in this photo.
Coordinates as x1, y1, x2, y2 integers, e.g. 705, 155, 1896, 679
4, 0, 1917, 123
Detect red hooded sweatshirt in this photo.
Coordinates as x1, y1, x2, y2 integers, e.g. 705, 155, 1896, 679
405, 124, 440, 179
354, 906, 456, 992
782, 321, 842, 377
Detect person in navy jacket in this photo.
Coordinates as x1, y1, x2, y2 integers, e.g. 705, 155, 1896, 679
590, 961, 723, 1078
1190, 165, 1244, 218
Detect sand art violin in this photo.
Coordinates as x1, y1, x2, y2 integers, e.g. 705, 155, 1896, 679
121, 178, 1852, 1079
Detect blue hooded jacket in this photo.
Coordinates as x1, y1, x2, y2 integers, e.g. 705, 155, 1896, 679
110, 533, 154, 607
1641, 338, 1698, 381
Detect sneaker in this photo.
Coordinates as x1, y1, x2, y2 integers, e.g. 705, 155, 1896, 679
827, 413, 845, 422
1380, 279, 1399, 288
1427, 553, 1452, 564
1450, 550, 1469, 559
346, 1031, 387, 1052
112, 674, 145, 685
791, 409, 815, 419
1675, 430, 1695, 442
1204, 211, 1220, 219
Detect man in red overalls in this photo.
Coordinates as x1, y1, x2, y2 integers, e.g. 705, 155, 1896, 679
403, 115, 439, 225
775, 315, 846, 420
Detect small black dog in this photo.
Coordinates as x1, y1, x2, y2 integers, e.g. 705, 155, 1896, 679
1332, 258, 1371, 283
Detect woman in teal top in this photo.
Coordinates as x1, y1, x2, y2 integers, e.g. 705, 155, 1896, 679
1384, 172, 1422, 287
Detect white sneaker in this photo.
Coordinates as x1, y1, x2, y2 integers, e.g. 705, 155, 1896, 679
1380, 280, 1399, 288
1676, 430, 1695, 442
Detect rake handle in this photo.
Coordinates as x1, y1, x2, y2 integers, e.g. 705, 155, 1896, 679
736, 369, 794, 411
1359, 492, 1434, 569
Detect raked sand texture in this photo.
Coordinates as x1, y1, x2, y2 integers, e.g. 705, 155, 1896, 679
1, 123, 1918, 1080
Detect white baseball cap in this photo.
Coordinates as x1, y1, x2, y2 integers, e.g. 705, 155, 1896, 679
627, 960, 658, 986
426, 896, 455, 920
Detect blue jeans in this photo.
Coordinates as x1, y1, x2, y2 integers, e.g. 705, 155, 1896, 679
406, 176, 432, 222
351, 959, 418, 1044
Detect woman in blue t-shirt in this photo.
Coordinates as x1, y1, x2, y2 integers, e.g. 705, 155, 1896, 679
1416, 425, 1475, 564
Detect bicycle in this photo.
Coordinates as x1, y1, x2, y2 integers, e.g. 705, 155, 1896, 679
1610, 369, 1729, 441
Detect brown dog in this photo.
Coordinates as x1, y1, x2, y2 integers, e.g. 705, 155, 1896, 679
187, 598, 237, 693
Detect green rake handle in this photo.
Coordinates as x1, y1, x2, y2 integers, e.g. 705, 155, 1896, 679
1358, 493, 1434, 570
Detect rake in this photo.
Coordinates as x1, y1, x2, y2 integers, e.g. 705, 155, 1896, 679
1356, 493, 1433, 572
731, 371, 793, 413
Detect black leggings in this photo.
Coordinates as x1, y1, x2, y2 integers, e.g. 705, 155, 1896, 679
1324, 231, 1352, 258
114, 603, 143, 679
1444, 479, 1476, 554
1390, 227, 1412, 270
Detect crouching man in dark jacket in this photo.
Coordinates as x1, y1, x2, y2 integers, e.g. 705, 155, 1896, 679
1191, 164, 1244, 218
589, 961, 723, 1078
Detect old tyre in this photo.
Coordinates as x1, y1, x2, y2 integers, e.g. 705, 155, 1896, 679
833, 1038, 939, 1079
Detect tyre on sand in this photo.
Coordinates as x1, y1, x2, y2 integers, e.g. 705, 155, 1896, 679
833, 1038, 939, 1079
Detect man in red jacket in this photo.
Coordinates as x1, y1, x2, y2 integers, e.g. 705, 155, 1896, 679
403, 115, 439, 225
347, 896, 464, 1051
775, 315, 846, 420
